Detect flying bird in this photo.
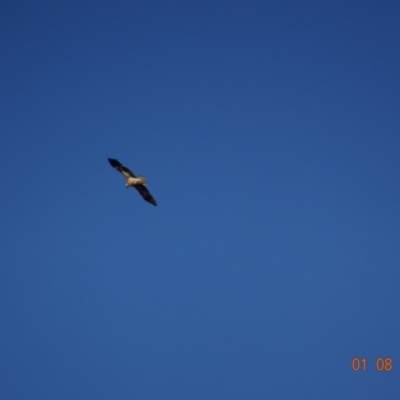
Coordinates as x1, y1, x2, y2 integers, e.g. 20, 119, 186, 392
108, 158, 157, 206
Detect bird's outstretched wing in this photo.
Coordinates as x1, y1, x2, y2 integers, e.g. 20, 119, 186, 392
135, 184, 157, 206
108, 158, 135, 179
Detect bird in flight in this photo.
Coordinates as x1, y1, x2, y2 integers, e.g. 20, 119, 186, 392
108, 158, 157, 206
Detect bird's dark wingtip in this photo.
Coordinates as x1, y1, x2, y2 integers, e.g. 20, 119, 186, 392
108, 158, 119, 168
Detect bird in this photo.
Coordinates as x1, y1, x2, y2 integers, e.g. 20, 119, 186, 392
108, 158, 157, 206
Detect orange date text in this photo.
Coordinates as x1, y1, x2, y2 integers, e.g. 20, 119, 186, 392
351, 357, 393, 372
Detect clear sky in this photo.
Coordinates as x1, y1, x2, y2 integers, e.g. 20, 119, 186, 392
1, 1, 399, 398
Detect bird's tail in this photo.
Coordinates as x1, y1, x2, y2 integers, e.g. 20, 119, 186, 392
137, 175, 147, 185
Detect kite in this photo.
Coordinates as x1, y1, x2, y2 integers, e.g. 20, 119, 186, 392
108, 158, 157, 206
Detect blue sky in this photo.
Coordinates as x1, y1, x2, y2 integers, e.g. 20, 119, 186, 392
1, 1, 399, 398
